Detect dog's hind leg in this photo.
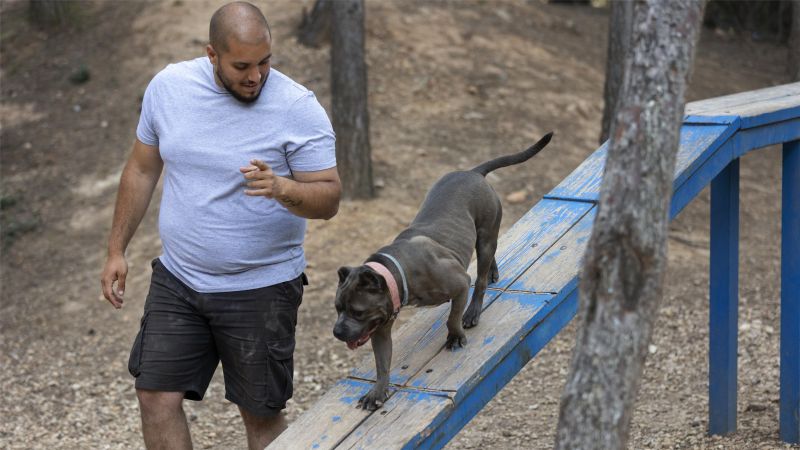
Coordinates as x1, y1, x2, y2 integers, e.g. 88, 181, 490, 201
490, 257, 499, 284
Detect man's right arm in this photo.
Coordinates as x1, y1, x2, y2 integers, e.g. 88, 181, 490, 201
101, 139, 163, 309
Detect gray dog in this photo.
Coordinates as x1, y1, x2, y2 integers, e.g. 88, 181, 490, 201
333, 132, 553, 410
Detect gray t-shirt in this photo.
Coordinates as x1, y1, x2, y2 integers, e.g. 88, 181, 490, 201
137, 57, 336, 292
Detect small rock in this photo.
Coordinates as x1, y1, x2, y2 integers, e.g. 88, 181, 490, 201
374, 178, 385, 189
648, 344, 658, 354
462, 111, 484, 120
68, 65, 91, 85
505, 190, 527, 204
746, 403, 768, 412
72, 104, 82, 113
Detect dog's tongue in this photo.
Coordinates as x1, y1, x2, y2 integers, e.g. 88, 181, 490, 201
346, 330, 374, 350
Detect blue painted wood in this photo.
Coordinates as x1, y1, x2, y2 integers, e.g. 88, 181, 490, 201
508, 207, 596, 294
406, 293, 553, 401
781, 140, 800, 444
731, 117, 800, 158
546, 124, 736, 203
709, 158, 740, 436
671, 119, 800, 220
683, 115, 739, 125
489, 199, 593, 289
736, 104, 800, 129
410, 284, 580, 450
670, 137, 734, 219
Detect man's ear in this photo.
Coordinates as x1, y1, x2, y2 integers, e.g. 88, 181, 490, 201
206, 44, 218, 65
337, 266, 352, 285
359, 268, 384, 292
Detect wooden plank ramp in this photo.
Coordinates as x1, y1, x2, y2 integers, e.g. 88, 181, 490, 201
268, 83, 800, 449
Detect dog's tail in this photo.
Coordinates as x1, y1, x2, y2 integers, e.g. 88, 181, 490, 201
470, 132, 553, 176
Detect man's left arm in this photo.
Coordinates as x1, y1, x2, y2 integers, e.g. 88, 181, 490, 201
241, 159, 341, 220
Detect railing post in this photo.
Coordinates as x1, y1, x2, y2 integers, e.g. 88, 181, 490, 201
709, 158, 739, 436
781, 140, 800, 444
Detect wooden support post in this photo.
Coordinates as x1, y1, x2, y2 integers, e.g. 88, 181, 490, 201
709, 158, 739, 436
781, 140, 800, 444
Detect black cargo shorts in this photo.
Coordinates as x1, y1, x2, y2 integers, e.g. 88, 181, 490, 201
128, 258, 306, 416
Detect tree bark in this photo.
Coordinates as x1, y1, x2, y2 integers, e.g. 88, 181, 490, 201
599, 0, 634, 145
330, 0, 374, 199
29, 0, 75, 27
790, 0, 800, 81
554, 1, 705, 449
297, 0, 332, 48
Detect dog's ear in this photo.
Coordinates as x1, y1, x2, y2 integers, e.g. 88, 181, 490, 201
337, 266, 352, 285
359, 268, 384, 292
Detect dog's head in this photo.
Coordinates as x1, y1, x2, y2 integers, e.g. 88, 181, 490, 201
333, 266, 395, 349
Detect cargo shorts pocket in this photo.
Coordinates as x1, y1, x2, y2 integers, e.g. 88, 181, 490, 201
128, 313, 150, 377
264, 337, 296, 408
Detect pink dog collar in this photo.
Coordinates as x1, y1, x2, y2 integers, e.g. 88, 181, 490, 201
365, 261, 402, 315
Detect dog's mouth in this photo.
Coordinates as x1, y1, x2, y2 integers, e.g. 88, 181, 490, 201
346, 323, 378, 350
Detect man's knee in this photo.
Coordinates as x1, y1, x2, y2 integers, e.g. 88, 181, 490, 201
137, 389, 185, 417
239, 407, 286, 430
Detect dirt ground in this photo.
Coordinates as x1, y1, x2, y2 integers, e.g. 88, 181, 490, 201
0, 0, 796, 449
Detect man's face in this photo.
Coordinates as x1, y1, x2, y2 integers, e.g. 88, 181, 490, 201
208, 37, 271, 104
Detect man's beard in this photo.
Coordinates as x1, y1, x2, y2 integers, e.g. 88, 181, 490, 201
216, 66, 268, 104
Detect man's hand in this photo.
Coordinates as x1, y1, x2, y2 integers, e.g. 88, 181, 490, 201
240, 159, 287, 200
240, 158, 341, 219
101, 254, 128, 309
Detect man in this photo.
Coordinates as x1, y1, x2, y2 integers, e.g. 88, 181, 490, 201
100, 2, 341, 449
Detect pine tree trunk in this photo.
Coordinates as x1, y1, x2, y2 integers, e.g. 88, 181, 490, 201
297, 0, 331, 48
599, 0, 634, 144
29, 0, 74, 27
554, 1, 705, 449
330, 0, 374, 199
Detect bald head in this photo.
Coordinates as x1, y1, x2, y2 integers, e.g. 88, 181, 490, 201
209, 2, 271, 54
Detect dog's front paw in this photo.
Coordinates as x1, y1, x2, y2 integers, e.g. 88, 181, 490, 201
462, 303, 482, 329
357, 386, 389, 411
446, 331, 467, 350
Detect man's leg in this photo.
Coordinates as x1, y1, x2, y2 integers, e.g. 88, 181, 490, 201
239, 406, 287, 450
137, 389, 192, 450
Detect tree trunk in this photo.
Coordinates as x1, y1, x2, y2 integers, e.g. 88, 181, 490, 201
554, 1, 705, 449
599, 0, 634, 144
331, 0, 374, 199
29, 0, 75, 27
790, 0, 800, 81
297, 0, 331, 48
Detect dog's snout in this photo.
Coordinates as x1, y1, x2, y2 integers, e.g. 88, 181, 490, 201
333, 319, 348, 341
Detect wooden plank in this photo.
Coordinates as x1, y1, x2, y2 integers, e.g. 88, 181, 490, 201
413, 287, 580, 449
405, 292, 552, 397
508, 207, 596, 294
266, 379, 375, 450
709, 159, 740, 436
685, 82, 800, 116
469, 199, 594, 288
348, 302, 452, 385
729, 102, 800, 129
673, 124, 739, 188
672, 118, 800, 219
543, 141, 607, 202
547, 124, 734, 202
731, 117, 800, 158
781, 140, 800, 444
335, 389, 453, 450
